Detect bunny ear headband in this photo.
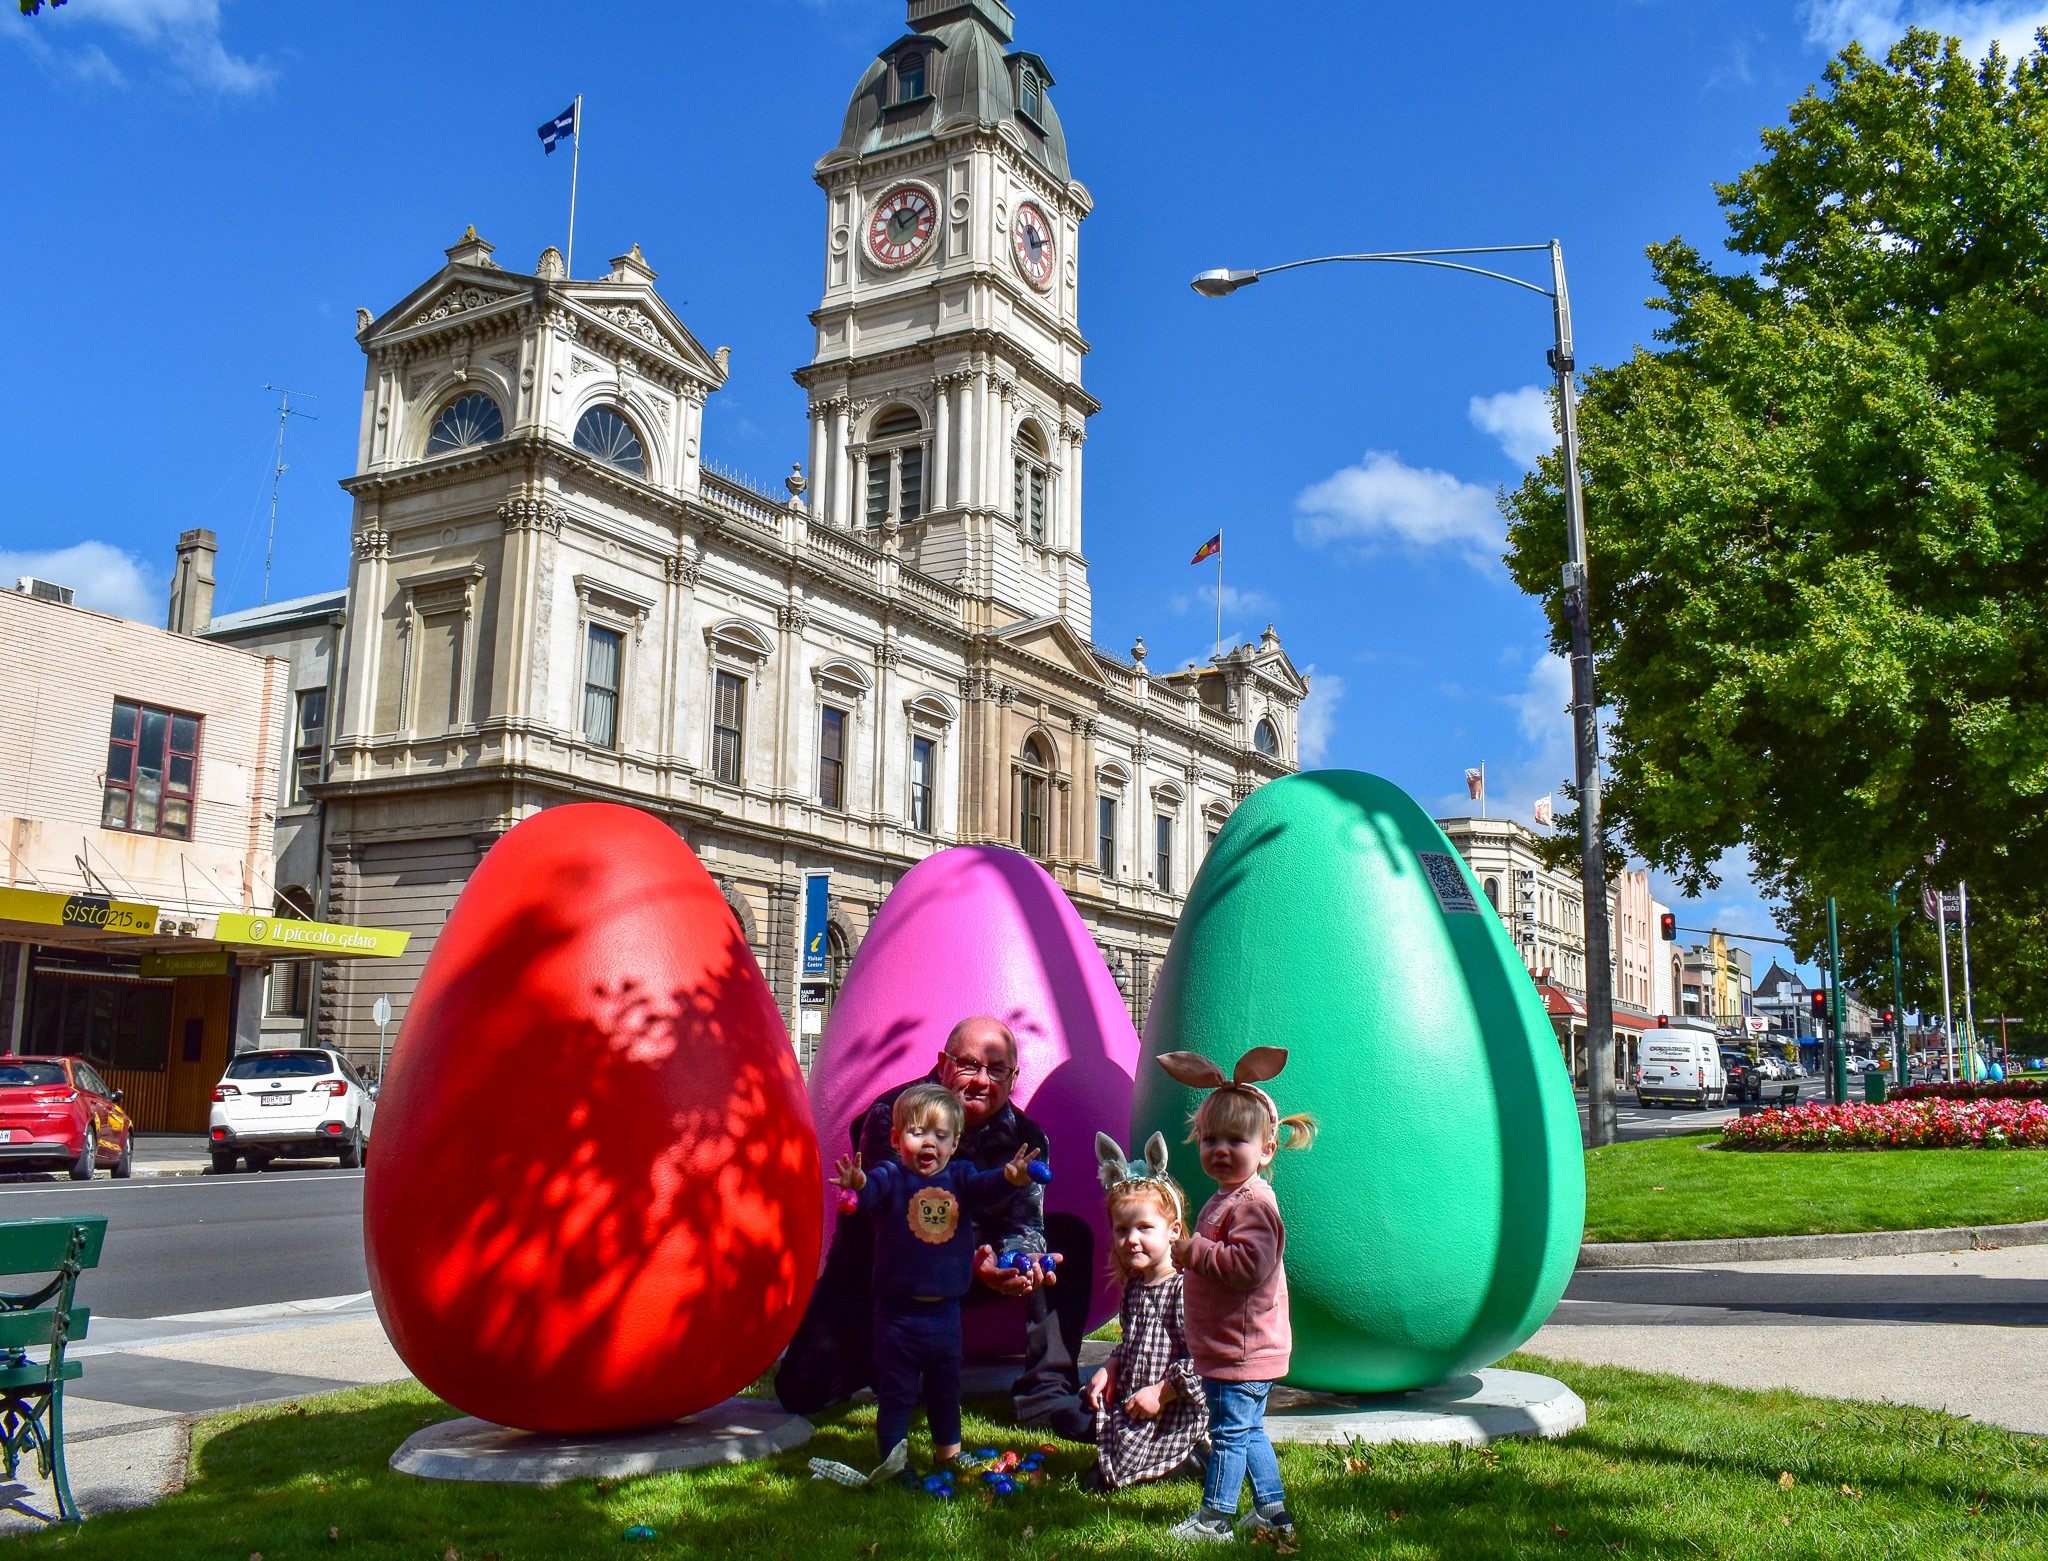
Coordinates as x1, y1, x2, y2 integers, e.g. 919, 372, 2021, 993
1094, 1130, 1184, 1221
1154, 1045, 1290, 1131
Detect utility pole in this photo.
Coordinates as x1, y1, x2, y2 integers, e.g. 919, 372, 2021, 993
1890, 885, 1908, 1090
261, 385, 317, 605
1827, 896, 1848, 1105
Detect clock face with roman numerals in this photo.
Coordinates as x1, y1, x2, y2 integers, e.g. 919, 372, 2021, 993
1011, 202, 1056, 290
866, 185, 938, 269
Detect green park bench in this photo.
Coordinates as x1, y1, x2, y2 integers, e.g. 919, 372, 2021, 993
0, 1216, 106, 1524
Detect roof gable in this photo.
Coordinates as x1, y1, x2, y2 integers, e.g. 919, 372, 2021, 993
985, 614, 1104, 686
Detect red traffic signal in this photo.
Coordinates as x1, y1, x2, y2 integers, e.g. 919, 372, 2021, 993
1809, 989, 1828, 1019
1882, 1010, 1896, 1025
1658, 912, 1676, 941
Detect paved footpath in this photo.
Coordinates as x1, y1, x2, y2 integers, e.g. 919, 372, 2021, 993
1534, 1242, 2048, 1435
0, 1293, 408, 1530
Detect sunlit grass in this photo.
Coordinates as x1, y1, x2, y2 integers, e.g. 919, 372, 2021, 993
1585, 1132, 2048, 1242
7, 1355, 2044, 1558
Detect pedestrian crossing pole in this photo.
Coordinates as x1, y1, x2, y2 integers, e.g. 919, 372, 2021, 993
1827, 897, 1847, 1105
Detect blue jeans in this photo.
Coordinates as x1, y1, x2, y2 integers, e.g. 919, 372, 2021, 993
1202, 1377, 1285, 1515
873, 1300, 963, 1459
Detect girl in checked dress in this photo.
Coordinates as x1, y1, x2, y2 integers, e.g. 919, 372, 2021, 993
1081, 1132, 1207, 1491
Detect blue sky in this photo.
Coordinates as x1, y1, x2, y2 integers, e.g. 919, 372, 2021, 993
7, 0, 2035, 973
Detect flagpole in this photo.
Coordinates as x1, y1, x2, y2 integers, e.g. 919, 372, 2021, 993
1214, 525, 1224, 658
1958, 881, 1978, 1076
566, 93, 583, 279
1481, 761, 1487, 820
1936, 893, 1955, 1083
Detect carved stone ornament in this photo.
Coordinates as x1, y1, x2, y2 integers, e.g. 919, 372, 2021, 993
498, 494, 565, 535
413, 285, 501, 327
876, 638, 905, 669
664, 552, 701, 588
570, 355, 600, 377
352, 527, 392, 561
1183, 760, 1203, 786
593, 304, 665, 349
1131, 740, 1153, 765
777, 603, 811, 633
355, 307, 374, 333
491, 349, 519, 370
408, 372, 436, 398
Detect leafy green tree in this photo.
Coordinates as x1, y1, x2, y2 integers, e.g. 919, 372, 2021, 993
1505, 29, 2048, 987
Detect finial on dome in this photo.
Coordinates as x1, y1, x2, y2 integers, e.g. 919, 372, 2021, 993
907, 0, 1014, 41
536, 245, 566, 281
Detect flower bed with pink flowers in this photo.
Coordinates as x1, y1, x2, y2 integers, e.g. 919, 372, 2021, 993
1894, 1080, 2047, 1102
1720, 1096, 2048, 1150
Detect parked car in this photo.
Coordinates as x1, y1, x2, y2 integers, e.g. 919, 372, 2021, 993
1637, 1026, 1727, 1108
208, 1049, 376, 1173
1723, 1058, 1764, 1103
0, 1057, 135, 1179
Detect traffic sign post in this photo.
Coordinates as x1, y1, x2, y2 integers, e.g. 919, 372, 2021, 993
373, 995, 392, 1082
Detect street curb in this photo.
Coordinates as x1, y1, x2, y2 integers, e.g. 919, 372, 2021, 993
1577, 1220, 2048, 1267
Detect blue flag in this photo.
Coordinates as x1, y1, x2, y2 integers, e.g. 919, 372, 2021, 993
538, 102, 577, 154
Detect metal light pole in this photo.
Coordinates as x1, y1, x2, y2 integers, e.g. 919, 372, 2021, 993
1192, 243, 1618, 1143
1827, 896, 1848, 1105
1890, 885, 1908, 1090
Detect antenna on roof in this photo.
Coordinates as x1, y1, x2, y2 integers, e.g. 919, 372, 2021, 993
260, 384, 317, 605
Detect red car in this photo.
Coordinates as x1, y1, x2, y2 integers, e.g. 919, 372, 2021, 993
0, 1057, 135, 1180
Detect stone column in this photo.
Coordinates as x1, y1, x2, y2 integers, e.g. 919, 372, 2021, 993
972, 371, 991, 513
809, 410, 829, 512
933, 382, 951, 512
830, 401, 852, 528
853, 449, 871, 530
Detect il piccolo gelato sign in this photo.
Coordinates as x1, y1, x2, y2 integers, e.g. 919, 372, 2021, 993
215, 913, 410, 958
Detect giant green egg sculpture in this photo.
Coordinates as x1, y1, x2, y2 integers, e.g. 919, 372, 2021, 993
1132, 771, 1584, 1393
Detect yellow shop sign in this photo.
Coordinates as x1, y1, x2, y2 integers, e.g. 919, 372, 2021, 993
215, 913, 410, 958
0, 887, 160, 936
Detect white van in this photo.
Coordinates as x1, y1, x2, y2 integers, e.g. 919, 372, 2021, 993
1635, 1023, 1727, 1108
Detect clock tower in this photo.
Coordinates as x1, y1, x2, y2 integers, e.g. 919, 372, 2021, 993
798, 0, 1098, 637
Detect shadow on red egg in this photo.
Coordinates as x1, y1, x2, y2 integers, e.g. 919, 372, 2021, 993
365, 804, 821, 1434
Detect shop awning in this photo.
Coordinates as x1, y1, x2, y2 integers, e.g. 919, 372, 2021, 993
0, 886, 407, 961
1534, 980, 1587, 1019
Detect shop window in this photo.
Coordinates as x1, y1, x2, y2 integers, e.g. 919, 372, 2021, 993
103, 701, 199, 840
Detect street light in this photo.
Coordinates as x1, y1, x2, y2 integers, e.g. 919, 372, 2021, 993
1191, 242, 1621, 1146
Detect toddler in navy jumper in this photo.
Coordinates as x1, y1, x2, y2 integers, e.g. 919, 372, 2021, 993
831, 1081, 1042, 1464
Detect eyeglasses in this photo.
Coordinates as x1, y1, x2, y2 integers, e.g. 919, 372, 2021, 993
943, 1054, 1015, 1082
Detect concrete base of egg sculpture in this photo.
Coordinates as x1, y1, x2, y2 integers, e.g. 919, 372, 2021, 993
1131, 772, 1585, 1395
806, 845, 1143, 1344
364, 803, 822, 1434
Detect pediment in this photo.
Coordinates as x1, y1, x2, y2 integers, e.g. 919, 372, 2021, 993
984, 614, 1105, 687
365, 267, 530, 343
561, 288, 727, 386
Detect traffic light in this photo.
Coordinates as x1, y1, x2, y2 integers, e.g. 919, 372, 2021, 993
1810, 989, 1828, 1023
1882, 1010, 1896, 1026
1659, 912, 1676, 941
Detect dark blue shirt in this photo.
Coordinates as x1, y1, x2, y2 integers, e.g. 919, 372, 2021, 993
859, 1157, 1016, 1303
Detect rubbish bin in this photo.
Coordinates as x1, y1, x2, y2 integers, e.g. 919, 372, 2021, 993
1862, 1072, 1888, 1105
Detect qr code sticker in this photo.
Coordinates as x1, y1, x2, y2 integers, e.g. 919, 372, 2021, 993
1419, 852, 1483, 915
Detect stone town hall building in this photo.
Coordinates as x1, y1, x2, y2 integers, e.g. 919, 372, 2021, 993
304, 0, 1305, 1065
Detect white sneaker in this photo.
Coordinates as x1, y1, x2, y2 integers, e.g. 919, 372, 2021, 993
1169, 1509, 1236, 1543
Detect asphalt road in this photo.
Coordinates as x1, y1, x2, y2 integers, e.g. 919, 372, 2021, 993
0, 1168, 367, 1318
1559, 1260, 2048, 1328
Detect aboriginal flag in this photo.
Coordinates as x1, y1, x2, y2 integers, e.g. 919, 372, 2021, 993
1190, 533, 1221, 565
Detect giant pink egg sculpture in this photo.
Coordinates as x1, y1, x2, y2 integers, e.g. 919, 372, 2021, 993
808, 846, 1141, 1336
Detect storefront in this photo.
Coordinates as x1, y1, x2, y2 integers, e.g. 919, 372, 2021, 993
0, 887, 406, 1133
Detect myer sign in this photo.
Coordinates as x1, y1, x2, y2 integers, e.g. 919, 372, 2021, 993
215, 914, 410, 958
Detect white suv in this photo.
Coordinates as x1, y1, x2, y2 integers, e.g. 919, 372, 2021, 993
209, 1049, 376, 1174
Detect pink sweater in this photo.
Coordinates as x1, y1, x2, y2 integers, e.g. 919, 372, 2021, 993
1181, 1177, 1290, 1382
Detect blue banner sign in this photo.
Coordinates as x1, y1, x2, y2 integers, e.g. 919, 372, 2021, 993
801, 872, 829, 982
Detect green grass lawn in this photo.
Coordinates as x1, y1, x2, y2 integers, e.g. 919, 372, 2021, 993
1585, 1133, 2048, 1243
6, 1359, 2044, 1560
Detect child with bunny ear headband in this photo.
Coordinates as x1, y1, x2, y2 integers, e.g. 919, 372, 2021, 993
1079, 1132, 1207, 1492
1154, 1047, 1314, 1546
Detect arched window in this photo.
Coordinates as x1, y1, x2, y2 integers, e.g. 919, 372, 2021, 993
1018, 65, 1044, 124
1013, 422, 1048, 543
897, 51, 926, 102
574, 406, 645, 475
425, 393, 503, 454
864, 405, 926, 528
1484, 876, 1500, 909
1017, 736, 1050, 859
1252, 718, 1278, 755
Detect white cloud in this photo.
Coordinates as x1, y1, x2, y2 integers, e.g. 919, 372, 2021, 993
1168, 581, 1275, 618
1468, 386, 1557, 468
1804, 0, 2048, 58
1293, 451, 1502, 568
1297, 666, 1344, 767
14, 0, 272, 94
0, 542, 164, 624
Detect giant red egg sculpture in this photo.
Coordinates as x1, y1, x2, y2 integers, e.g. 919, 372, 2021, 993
364, 803, 821, 1433
808, 846, 1141, 1337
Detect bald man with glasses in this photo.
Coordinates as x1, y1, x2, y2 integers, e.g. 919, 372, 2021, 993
775, 1015, 1096, 1439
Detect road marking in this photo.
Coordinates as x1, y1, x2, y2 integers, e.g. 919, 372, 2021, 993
0, 1172, 364, 1199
